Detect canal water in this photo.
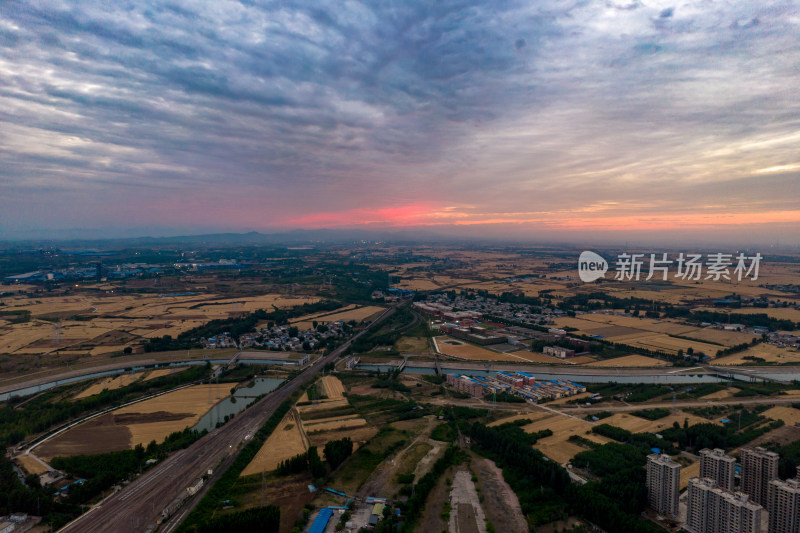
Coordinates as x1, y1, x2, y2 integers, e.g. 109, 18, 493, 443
357, 365, 769, 384
192, 377, 284, 432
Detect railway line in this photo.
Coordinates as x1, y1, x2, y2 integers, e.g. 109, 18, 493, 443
58, 305, 397, 533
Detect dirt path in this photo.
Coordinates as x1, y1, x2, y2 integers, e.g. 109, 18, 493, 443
471, 455, 527, 533
448, 469, 487, 533
356, 416, 436, 499
413, 439, 445, 480
414, 465, 455, 533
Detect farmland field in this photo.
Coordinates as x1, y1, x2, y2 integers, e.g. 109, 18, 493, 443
521, 412, 611, 464
434, 336, 523, 361
73, 367, 184, 399
583, 355, 670, 367
713, 343, 800, 365
241, 409, 308, 476
321, 375, 345, 399
291, 305, 384, 329
763, 406, 800, 425
37, 383, 230, 458
601, 411, 717, 434
243, 376, 375, 476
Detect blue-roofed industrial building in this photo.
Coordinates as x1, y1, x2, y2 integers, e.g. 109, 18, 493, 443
309, 508, 333, 533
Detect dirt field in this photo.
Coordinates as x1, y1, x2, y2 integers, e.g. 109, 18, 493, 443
73, 368, 183, 399
554, 313, 755, 355
40, 383, 231, 457
488, 412, 552, 427
471, 455, 528, 533
321, 376, 345, 399
396, 336, 429, 352
394, 278, 441, 291
37, 412, 134, 460
700, 387, 741, 400
584, 355, 671, 367
680, 461, 700, 490
16, 454, 49, 475
291, 305, 384, 329
307, 425, 378, 450
242, 410, 309, 476
303, 417, 369, 433
713, 343, 800, 365
115, 384, 230, 446
434, 336, 522, 361
602, 411, 717, 434
526, 414, 612, 464
764, 406, 800, 425
296, 398, 350, 411
506, 350, 594, 365
414, 465, 455, 533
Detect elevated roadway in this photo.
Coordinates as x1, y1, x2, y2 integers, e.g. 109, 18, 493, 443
58, 305, 397, 533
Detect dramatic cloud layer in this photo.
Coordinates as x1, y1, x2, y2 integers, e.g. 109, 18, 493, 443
1, 0, 799, 241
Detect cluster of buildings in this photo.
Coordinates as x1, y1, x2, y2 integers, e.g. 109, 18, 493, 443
414, 294, 595, 360
412, 293, 560, 326
4, 263, 165, 282
766, 331, 800, 349
445, 371, 586, 401
200, 321, 346, 351
439, 323, 508, 346
645, 447, 800, 532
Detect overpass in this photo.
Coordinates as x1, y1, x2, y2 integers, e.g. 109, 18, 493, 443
58, 305, 398, 533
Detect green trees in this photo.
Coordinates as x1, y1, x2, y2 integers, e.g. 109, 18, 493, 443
323, 437, 353, 470
196, 506, 280, 533
468, 422, 665, 533
275, 452, 309, 476
307, 446, 326, 478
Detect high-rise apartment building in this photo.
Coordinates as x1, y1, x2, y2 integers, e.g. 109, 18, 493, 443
700, 448, 736, 491
646, 453, 680, 517
767, 478, 800, 533
685, 477, 763, 533
740, 446, 779, 506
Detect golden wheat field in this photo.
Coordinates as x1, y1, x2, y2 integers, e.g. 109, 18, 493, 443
713, 343, 800, 365
291, 305, 384, 329
113, 383, 230, 447
584, 355, 671, 367
523, 413, 612, 464
433, 336, 519, 361
241, 410, 309, 475
763, 406, 800, 425
602, 412, 717, 434
321, 376, 345, 399
73, 368, 182, 399
16, 454, 49, 475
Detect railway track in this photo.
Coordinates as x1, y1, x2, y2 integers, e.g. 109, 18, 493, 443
58, 305, 398, 533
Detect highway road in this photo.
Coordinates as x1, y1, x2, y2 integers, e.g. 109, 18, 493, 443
58, 305, 397, 533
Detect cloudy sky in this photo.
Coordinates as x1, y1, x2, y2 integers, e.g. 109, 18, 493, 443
1, 0, 799, 243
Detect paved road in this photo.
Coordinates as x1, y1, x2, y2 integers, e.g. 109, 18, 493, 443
58, 306, 397, 533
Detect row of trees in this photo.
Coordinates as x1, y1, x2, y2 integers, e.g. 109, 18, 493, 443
196, 506, 280, 533
469, 421, 665, 533
373, 446, 465, 533
177, 394, 297, 532
275, 438, 354, 477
